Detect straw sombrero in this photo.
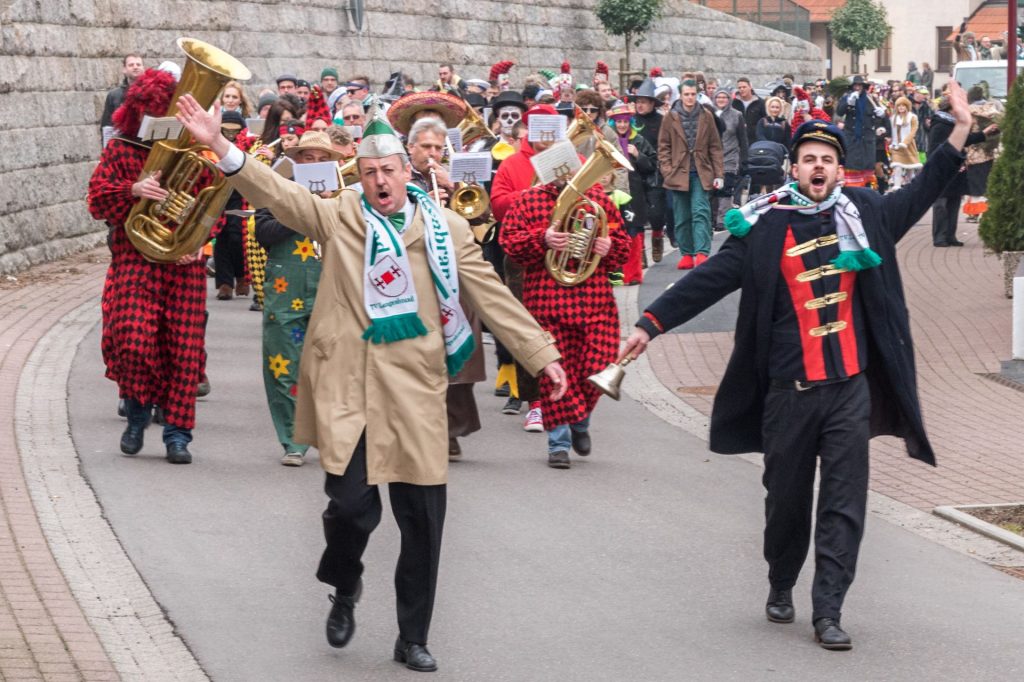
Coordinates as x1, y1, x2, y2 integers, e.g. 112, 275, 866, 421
386, 91, 467, 135
284, 130, 343, 161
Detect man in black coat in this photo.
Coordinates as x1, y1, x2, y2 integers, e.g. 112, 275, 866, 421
100, 54, 144, 143
621, 82, 974, 651
928, 98, 1000, 247
633, 78, 667, 262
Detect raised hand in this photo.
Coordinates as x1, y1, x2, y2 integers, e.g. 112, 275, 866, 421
176, 95, 230, 158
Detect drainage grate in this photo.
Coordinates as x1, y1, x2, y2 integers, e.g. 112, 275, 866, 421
994, 565, 1024, 580
980, 373, 1024, 393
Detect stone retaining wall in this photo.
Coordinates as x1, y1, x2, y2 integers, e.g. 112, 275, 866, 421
0, 0, 820, 273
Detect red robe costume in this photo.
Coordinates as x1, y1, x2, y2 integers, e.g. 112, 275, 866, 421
490, 140, 539, 222
88, 138, 208, 430
500, 184, 629, 428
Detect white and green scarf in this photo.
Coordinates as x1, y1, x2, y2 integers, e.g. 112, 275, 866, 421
360, 184, 474, 375
724, 182, 881, 271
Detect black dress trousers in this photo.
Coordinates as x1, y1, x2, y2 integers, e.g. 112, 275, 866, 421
931, 195, 963, 246
316, 434, 447, 645
760, 373, 871, 622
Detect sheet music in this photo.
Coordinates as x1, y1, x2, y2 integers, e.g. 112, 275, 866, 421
292, 160, 340, 194
448, 152, 493, 184
245, 118, 265, 136
530, 140, 581, 185
344, 125, 362, 140
272, 156, 293, 178
527, 114, 566, 143
137, 116, 183, 142
446, 128, 463, 152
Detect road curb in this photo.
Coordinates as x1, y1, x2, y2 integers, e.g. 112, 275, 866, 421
934, 505, 1024, 554
15, 298, 210, 682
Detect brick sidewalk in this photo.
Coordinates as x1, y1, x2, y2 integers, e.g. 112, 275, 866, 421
0, 249, 117, 681
646, 219, 1024, 511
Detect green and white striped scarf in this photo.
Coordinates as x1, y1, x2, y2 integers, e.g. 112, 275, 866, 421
360, 184, 474, 376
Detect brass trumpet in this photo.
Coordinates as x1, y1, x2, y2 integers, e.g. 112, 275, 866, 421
125, 38, 251, 263
338, 157, 359, 187
544, 137, 633, 286
450, 183, 490, 223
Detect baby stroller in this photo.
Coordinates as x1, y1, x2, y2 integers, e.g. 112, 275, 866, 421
744, 140, 789, 199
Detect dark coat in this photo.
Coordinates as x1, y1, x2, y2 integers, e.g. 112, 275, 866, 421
732, 96, 766, 132
638, 142, 966, 466
658, 102, 725, 192
100, 78, 129, 129
928, 112, 986, 198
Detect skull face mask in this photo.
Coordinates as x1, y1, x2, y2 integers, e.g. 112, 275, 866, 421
497, 106, 521, 136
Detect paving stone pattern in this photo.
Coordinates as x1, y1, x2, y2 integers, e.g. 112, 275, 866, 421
646, 221, 1024, 511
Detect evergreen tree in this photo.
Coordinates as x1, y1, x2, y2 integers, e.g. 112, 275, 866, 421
979, 75, 1024, 253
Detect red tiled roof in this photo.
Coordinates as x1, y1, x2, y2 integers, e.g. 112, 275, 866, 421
697, 0, 843, 24
949, 2, 1012, 42
791, 0, 847, 23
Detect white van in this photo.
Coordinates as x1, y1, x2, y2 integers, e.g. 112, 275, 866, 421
952, 60, 1024, 102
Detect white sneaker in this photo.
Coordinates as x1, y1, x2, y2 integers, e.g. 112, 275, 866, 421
523, 405, 543, 432
281, 451, 305, 467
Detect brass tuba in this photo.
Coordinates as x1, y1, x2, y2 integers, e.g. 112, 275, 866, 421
544, 138, 633, 286
125, 38, 252, 263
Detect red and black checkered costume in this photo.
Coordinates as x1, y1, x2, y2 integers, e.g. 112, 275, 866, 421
88, 138, 208, 431
500, 184, 629, 429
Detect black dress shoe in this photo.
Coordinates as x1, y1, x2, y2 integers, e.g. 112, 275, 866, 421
394, 637, 437, 672
813, 617, 852, 650
165, 443, 192, 464
933, 242, 950, 247
570, 430, 591, 456
765, 588, 794, 623
120, 424, 145, 456
950, 240, 965, 246
326, 580, 361, 648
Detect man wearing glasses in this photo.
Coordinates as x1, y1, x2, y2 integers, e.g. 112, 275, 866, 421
340, 101, 366, 131
344, 77, 370, 101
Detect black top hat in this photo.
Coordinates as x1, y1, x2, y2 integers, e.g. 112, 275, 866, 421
490, 90, 527, 111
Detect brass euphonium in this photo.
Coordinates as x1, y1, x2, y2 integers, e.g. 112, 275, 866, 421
565, 104, 602, 149
457, 104, 497, 148
544, 138, 634, 286
125, 38, 251, 263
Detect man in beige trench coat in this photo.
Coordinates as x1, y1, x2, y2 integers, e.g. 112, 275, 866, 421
176, 96, 566, 673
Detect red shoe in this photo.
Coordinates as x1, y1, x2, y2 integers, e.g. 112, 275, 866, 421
677, 254, 694, 270
695, 253, 709, 266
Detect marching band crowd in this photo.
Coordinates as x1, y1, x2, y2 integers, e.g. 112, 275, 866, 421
88, 47, 988, 671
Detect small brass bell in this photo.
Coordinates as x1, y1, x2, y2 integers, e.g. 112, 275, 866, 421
588, 355, 634, 401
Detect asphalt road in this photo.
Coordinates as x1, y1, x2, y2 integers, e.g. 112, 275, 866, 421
68, 281, 1024, 681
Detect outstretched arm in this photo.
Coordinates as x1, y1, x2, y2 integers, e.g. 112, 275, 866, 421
621, 235, 746, 359
176, 94, 339, 244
